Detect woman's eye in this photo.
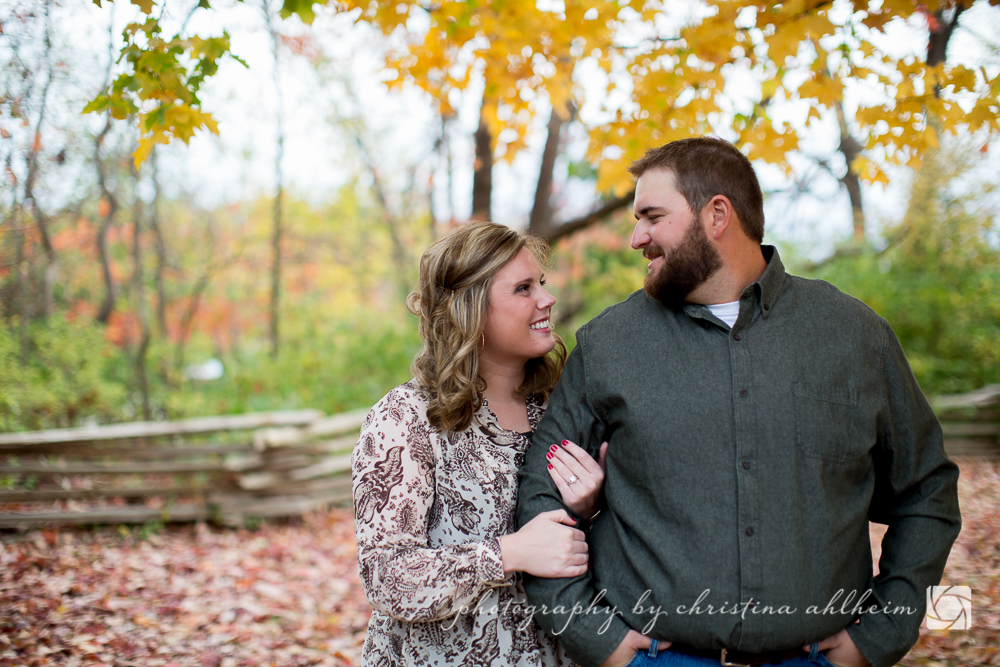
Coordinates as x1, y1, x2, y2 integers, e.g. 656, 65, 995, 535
540, 279, 547, 286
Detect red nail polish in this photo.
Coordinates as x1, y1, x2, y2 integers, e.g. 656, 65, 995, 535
549, 445, 558, 452
547, 464, 553, 469
546, 452, 553, 459
561, 440, 569, 446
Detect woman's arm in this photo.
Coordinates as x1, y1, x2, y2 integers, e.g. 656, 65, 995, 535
352, 388, 587, 624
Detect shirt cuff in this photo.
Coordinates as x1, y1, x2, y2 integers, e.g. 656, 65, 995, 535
479, 537, 508, 585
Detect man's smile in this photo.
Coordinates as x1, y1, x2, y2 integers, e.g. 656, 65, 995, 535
644, 247, 664, 272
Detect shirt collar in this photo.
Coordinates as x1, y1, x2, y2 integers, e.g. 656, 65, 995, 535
753, 245, 786, 320
681, 244, 786, 324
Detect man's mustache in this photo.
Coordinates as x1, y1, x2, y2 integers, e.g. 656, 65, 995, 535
643, 247, 664, 261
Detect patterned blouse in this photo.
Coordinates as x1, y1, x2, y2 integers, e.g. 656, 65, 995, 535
352, 380, 577, 667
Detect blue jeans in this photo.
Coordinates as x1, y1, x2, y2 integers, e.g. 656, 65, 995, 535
625, 641, 835, 667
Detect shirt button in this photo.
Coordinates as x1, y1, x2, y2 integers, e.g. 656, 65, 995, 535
763, 304, 769, 311
742, 461, 751, 470
745, 527, 754, 537
733, 333, 742, 341
739, 389, 748, 398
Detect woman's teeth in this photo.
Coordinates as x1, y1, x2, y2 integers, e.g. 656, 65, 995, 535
529, 319, 551, 330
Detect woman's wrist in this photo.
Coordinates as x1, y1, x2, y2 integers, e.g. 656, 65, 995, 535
498, 533, 520, 575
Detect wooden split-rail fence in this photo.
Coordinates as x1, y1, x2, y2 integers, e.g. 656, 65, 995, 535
0, 408, 369, 530
932, 383, 1000, 460
1, 384, 998, 530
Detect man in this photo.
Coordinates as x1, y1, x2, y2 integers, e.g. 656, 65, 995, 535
516, 137, 961, 667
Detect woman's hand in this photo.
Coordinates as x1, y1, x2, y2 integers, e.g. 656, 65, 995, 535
546, 440, 608, 519
499, 509, 588, 578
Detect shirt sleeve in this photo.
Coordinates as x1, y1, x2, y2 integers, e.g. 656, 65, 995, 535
846, 321, 962, 667
516, 331, 632, 667
352, 388, 509, 623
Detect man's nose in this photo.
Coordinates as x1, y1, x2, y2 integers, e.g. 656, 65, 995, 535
631, 221, 648, 250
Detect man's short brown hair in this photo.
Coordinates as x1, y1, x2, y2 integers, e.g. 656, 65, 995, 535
628, 137, 765, 243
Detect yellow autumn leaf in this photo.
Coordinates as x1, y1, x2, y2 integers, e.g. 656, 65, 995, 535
852, 156, 890, 186
133, 132, 170, 170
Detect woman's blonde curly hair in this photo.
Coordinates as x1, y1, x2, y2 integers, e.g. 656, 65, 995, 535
406, 221, 567, 433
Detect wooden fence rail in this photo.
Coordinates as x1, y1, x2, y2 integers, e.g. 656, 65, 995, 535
933, 384, 1000, 460
0, 408, 368, 529
1, 384, 998, 529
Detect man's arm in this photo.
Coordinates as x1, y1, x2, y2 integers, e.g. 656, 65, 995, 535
516, 334, 633, 667
846, 321, 962, 667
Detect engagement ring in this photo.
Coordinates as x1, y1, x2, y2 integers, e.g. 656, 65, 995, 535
567, 475, 578, 485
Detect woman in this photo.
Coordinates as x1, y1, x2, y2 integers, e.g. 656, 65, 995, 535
352, 221, 607, 666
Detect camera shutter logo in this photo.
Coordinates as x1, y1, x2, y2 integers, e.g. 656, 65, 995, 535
925, 586, 972, 630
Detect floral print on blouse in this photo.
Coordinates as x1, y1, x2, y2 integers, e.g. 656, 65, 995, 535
352, 380, 576, 667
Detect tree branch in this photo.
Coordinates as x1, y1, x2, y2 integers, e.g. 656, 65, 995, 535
534, 191, 634, 243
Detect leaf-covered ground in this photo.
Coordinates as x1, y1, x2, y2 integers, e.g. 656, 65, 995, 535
0, 511, 369, 667
2, 459, 998, 667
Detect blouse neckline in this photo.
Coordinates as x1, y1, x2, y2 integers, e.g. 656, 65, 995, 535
480, 394, 543, 437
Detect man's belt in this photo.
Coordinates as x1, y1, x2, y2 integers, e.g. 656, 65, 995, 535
667, 643, 807, 667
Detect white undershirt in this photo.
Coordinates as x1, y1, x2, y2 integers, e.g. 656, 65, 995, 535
706, 300, 740, 328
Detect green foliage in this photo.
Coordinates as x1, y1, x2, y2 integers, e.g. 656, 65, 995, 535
0, 306, 420, 432
807, 146, 1000, 395
279, 0, 318, 24
0, 315, 129, 431
167, 306, 421, 418
83, 10, 246, 167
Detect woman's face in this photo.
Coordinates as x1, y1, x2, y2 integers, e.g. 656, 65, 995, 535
481, 247, 557, 367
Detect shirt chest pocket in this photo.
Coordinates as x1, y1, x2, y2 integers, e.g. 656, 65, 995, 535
793, 381, 866, 464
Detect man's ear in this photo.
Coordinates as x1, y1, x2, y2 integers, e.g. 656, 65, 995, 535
704, 195, 734, 240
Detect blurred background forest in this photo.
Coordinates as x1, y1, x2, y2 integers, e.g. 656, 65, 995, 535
2, 0, 999, 433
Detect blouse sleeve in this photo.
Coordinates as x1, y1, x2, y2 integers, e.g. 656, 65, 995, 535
351, 386, 509, 622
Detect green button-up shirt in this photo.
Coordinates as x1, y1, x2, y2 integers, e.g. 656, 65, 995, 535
516, 246, 961, 667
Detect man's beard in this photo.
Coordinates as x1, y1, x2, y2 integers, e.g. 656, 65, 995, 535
644, 219, 723, 308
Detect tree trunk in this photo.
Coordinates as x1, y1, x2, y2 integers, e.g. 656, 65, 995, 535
24, 0, 57, 319
927, 3, 965, 68
529, 103, 578, 238
349, 129, 412, 291
270, 180, 282, 359
174, 222, 219, 373
833, 100, 866, 241
16, 213, 29, 366
470, 103, 493, 221
445, 115, 457, 224
148, 148, 169, 336
429, 115, 445, 238
265, 0, 283, 359
131, 162, 152, 420
94, 119, 119, 325
174, 273, 212, 374
35, 204, 58, 319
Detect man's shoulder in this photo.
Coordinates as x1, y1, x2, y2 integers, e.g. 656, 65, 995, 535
577, 289, 658, 338
580, 289, 656, 329
785, 273, 889, 329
